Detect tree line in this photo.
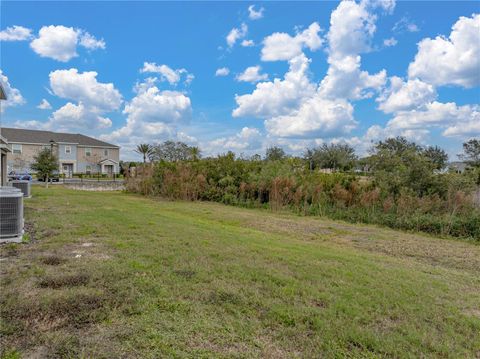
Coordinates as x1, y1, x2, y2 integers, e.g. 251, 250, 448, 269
133, 138, 479, 174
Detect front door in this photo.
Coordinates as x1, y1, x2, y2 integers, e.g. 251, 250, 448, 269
62, 163, 73, 178
105, 165, 113, 175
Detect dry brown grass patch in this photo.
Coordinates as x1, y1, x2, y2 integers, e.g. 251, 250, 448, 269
38, 273, 90, 289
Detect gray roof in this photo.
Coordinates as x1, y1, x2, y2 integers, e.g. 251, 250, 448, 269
1, 127, 119, 148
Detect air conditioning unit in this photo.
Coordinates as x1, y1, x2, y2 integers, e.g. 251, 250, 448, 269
0, 187, 24, 243
11, 180, 31, 198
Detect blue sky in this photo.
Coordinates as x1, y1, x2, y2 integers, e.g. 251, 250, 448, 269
1, 1, 479, 160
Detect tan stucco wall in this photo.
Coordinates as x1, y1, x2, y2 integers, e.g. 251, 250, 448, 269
77, 146, 119, 164
6, 143, 46, 171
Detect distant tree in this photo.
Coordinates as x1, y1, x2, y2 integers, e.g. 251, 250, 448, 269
460, 139, 480, 167
250, 154, 262, 162
372, 136, 422, 159
31, 148, 58, 188
423, 145, 448, 170
368, 137, 443, 196
189, 146, 201, 161
265, 146, 286, 161
134, 143, 153, 164
311, 143, 357, 171
151, 141, 194, 162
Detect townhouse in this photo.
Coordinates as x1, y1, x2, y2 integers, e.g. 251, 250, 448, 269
2, 128, 120, 177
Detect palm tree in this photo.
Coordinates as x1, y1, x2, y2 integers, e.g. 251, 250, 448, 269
135, 143, 152, 164
190, 146, 201, 161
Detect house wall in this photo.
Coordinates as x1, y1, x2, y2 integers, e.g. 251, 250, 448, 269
58, 144, 77, 161
77, 146, 119, 173
6, 143, 46, 172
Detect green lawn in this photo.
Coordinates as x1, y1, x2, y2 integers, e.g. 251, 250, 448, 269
1, 187, 479, 358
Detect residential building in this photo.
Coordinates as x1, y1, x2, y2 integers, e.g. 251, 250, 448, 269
448, 161, 468, 174
2, 128, 120, 177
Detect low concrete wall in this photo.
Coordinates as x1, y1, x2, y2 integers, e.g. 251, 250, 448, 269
64, 182, 125, 191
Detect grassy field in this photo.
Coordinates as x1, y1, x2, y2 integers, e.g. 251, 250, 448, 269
1, 187, 479, 358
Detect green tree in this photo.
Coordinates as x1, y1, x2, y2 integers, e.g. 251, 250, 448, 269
151, 141, 194, 162
134, 144, 153, 164
265, 146, 286, 161
460, 139, 480, 167
423, 145, 448, 170
310, 143, 357, 172
31, 148, 58, 188
368, 137, 443, 196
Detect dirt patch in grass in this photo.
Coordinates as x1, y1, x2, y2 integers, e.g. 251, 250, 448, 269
40, 255, 67, 266
1, 289, 110, 338
38, 273, 90, 289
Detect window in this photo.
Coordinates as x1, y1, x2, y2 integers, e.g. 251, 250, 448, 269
65, 146, 71, 154
85, 148, 92, 156
12, 144, 22, 154
104, 149, 109, 156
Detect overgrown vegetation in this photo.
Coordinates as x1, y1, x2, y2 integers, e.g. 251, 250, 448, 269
1, 187, 479, 357
126, 137, 480, 240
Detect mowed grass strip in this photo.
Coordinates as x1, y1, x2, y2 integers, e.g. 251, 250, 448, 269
1, 187, 479, 358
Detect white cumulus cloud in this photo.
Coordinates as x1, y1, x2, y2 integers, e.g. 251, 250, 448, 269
30, 25, 79, 62
141, 62, 192, 85
261, 22, 322, 61
215, 67, 230, 77
248, 5, 264, 20
49, 68, 122, 112
318, 0, 387, 100
408, 13, 480, 88
236, 66, 268, 83
265, 97, 356, 138
37, 99, 52, 110
383, 37, 397, 47
226, 23, 248, 47
233, 54, 316, 119
49, 102, 112, 130
207, 127, 263, 154
102, 79, 192, 151
78, 31, 106, 50
241, 39, 255, 47
0, 70, 25, 112
0, 25, 33, 41
30, 25, 105, 62
377, 77, 436, 113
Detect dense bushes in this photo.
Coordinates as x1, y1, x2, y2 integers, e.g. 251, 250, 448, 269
126, 153, 480, 240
